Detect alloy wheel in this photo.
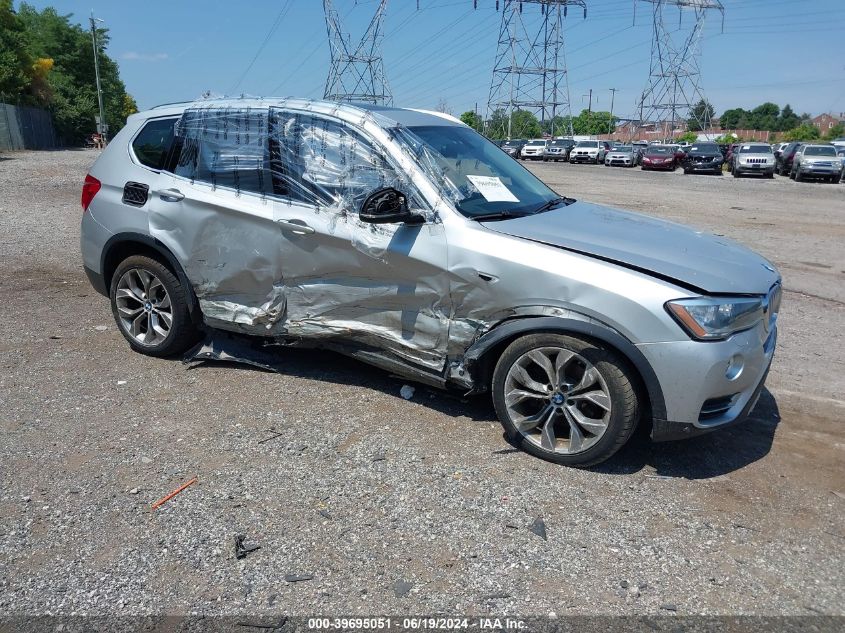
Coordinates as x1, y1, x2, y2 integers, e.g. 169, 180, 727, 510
114, 268, 173, 346
503, 347, 612, 454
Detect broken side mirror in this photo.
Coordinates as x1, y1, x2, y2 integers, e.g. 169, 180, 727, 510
359, 188, 425, 225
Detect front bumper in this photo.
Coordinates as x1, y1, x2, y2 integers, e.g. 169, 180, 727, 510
799, 164, 839, 176
571, 153, 598, 162
606, 157, 633, 166
686, 160, 722, 171
638, 322, 777, 441
736, 163, 774, 175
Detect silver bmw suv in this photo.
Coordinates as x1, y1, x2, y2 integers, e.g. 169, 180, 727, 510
80, 98, 780, 467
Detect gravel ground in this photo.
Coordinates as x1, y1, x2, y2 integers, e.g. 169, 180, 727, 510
0, 149, 843, 618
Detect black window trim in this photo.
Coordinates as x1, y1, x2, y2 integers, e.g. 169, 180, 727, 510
128, 115, 181, 174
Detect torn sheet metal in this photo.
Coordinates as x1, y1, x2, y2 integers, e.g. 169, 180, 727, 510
148, 101, 452, 371
183, 331, 284, 373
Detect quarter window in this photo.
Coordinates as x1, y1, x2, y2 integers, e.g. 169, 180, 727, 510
132, 117, 177, 170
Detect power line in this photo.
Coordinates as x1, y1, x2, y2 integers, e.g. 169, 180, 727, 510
229, 0, 294, 94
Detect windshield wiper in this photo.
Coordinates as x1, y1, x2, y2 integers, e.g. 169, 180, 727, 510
470, 210, 531, 222
531, 196, 574, 214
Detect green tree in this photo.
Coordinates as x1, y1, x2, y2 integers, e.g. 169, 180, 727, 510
719, 107, 750, 129
571, 109, 617, 135
688, 99, 715, 131
540, 115, 573, 137
484, 109, 508, 139
509, 110, 542, 139
17, 3, 132, 143
676, 131, 699, 144
748, 102, 780, 131
824, 123, 845, 140
781, 124, 820, 142
778, 104, 799, 131
459, 110, 482, 132
0, 0, 33, 102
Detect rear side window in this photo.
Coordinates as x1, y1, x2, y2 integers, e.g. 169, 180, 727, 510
173, 108, 271, 195
132, 118, 177, 170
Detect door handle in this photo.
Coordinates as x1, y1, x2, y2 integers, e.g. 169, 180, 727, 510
276, 219, 315, 235
157, 188, 185, 202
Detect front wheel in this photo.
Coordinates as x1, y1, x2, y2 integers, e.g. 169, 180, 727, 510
109, 255, 200, 357
492, 333, 640, 467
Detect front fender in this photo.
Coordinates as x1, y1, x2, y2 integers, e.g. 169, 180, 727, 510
462, 316, 667, 421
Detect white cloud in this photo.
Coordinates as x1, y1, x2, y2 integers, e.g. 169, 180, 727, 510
121, 52, 169, 62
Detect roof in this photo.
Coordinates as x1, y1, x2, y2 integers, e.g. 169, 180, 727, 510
137, 97, 464, 129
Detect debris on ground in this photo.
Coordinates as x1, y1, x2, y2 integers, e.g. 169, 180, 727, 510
393, 580, 413, 598
372, 452, 387, 462
399, 385, 415, 400
183, 331, 283, 373
257, 428, 284, 444
529, 516, 547, 540
150, 477, 198, 511
317, 509, 332, 520
284, 574, 313, 583
234, 534, 261, 559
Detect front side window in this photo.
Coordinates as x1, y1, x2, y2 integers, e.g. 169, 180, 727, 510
132, 117, 177, 170
392, 124, 562, 219
576, 141, 598, 148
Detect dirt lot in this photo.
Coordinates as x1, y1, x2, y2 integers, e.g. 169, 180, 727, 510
0, 150, 843, 618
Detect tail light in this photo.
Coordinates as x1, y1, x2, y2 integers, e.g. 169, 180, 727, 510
81, 174, 101, 212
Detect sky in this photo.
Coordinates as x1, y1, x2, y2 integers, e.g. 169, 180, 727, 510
23, 0, 845, 120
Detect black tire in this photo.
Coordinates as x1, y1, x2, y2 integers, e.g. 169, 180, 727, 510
109, 255, 200, 357
794, 169, 802, 182
491, 333, 640, 468
834, 175, 842, 184
683, 167, 690, 174
732, 167, 739, 178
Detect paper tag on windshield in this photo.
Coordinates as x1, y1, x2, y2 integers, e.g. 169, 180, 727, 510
466, 175, 519, 203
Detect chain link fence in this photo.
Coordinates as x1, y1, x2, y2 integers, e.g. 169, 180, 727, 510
0, 103, 58, 151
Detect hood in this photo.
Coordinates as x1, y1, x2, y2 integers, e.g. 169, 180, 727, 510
481, 201, 779, 294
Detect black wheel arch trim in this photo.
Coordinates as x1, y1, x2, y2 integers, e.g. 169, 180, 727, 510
100, 232, 202, 323
463, 316, 667, 421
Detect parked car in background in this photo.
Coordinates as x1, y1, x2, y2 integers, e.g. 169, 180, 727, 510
501, 139, 526, 159
641, 145, 678, 171
520, 139, 548, 160
776, 142, 803, 176
570, 140, 610, 164
836, 147, 845, 180
681, 142, 724, 175
731, 143, 776, 178
544, 138, 575, 162
773, 142, 789, 160
81, 97, 781, 467
790, 144, 842, 183
604, 145, 639, 167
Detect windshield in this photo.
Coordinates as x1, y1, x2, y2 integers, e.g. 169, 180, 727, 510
398, 125, 561, 219
804, 146, 836, 156
613, 146, 633, 152
551, 139, 572, 146
576, 141, 598, 148
646, 146, 671, 155
740, 144, 773, 154
526, 140, 546, 146
690, 144, 719, 153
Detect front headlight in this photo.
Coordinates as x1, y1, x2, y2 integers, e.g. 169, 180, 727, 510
666, 297, 763, 340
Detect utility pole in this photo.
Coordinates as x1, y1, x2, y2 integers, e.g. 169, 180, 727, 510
89, 12, 107, 145
608, 87, 617, 135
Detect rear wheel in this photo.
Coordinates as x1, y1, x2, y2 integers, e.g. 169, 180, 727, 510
109, 255, 199, 357
492, 333, 640, 467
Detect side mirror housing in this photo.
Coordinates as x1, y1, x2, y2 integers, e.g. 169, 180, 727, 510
359, 188, 425, 225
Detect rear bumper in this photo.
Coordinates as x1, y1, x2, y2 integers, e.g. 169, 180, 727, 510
84, 265, 108, 297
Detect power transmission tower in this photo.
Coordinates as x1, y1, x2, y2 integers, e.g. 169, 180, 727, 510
323, 0, 392, 105
482, 0, 586, 139
633, 0, 724, 140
